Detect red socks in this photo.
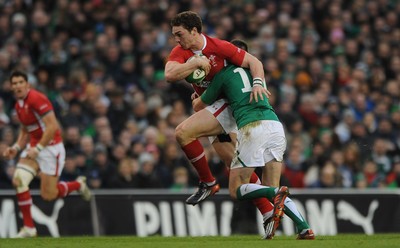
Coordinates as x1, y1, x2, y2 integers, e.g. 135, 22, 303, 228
57, 181, 81, 198
181, 140, 215, 183
16, 191, 35, 228
15, 181, 81, 229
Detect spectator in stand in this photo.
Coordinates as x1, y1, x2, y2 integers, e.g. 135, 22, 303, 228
64, 126, 81, 154
60, 153, 80, 182
106, 87, 130, 137
52, 84, 75, 119
309, 161, 342, 188
370, 138, 393, 175
356, 160, 386, 188
115, 55, 144, 91
87, 145, 114, 188
109, 158, 139, 188
135, 152, 161, 188
170, 166, 190, 191
386, 157, 400, 188
283, 148, 306, 188
330, 150, 354, 188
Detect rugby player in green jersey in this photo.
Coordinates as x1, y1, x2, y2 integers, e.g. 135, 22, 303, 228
192, 56, 315, 240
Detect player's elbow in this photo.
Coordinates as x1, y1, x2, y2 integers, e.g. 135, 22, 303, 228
164, 71, 178, 83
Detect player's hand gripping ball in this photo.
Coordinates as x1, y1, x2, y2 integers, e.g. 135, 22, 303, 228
185, 55, 207, 84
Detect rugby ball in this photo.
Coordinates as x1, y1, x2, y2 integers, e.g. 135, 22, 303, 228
185, 55, 207, 84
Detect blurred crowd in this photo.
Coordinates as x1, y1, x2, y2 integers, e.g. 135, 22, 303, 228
0, 0, 399, 190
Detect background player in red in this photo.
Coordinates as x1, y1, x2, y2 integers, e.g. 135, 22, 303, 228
165, 11, 274, 228
3, 71, 91, 238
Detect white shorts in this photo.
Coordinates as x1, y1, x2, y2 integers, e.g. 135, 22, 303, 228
205, 99, 238, 143
231, 120, 286, 169
21, 143, 66, 176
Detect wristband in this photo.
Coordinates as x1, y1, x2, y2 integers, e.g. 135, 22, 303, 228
253, 78, 264, 87
35, 144, 44, 152
253, 77, 264, 82
253, 81, 264, 87
253, 81, 263, 86
12, 144, 21, 152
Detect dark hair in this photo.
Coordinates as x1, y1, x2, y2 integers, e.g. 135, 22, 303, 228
171, 11, 202, 33
231, 39, 248, 52
10, 70, 28, 82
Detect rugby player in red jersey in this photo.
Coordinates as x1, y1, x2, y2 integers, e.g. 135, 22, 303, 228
3, 71, 91, 238
165, 11, 276, 236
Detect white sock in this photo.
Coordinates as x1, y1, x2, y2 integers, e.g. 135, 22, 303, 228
284, 197, 304, 221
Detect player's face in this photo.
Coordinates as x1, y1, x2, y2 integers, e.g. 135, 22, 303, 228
172, 26, 196, 50
11, 76, 30, 99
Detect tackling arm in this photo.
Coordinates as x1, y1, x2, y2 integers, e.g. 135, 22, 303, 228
241, 52, 265, 81
192, 79, 221, 112
241, 52, 271, 102
192, 97, 208, 112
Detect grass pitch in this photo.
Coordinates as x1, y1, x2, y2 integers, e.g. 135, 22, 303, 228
1, 234, 399, 248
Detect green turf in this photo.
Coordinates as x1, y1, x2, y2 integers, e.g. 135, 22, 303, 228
1, 234, 399, 248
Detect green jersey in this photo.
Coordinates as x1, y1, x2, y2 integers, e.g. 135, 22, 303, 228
201, 64, 279, 129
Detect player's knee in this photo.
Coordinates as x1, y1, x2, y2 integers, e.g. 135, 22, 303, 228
13, 164, 36, 193
174, 125, 183, 141
175, 124, 190, 143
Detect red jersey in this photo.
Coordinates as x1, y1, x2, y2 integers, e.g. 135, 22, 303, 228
168, 34, 246, 95
15, 89, 62, 146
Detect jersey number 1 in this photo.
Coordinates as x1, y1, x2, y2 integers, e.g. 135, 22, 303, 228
233, 68, 252, 93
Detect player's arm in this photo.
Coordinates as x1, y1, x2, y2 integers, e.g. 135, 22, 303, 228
192, 79, 222, 112
240, 52, 271, 103
37, 111, 59, 147
165, 56, 210, 82
3, 126, 29, 160
240, 52, 264, 82
26, 111, 59, 159
15, 126, 29, 149
223, 40, 269, 103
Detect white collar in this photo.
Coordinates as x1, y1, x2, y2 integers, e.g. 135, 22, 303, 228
192, 34, 207, 54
